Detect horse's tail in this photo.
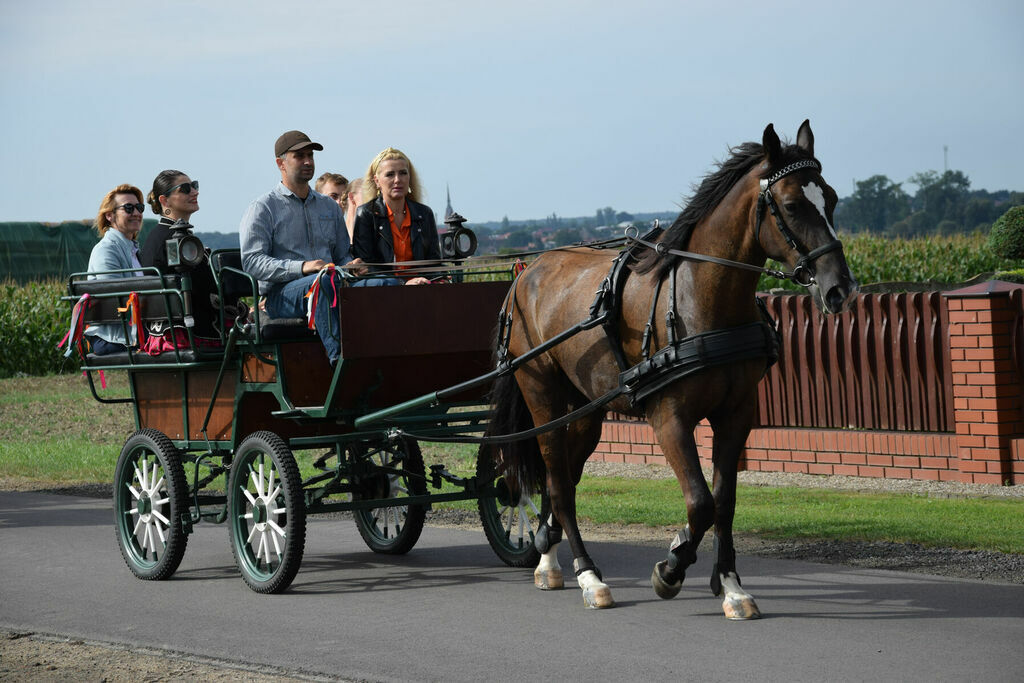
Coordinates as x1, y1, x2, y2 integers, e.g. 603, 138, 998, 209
481, 371, 544, 495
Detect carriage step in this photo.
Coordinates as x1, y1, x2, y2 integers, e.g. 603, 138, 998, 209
271, 406, 327, 419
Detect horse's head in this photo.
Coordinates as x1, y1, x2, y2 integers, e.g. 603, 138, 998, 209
755, 121, 859, 314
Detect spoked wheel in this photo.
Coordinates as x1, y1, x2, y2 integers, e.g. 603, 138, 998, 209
352, 438, 427, 554
227, 431, 306, 593
476, 448, 549, 567
114, 429, 189, 580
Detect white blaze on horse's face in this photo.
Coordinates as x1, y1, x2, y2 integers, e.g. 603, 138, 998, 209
802, 182, 837, 239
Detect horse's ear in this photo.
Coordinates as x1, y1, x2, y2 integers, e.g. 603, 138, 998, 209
762, 123, 782, 164
796, 119, 814, 156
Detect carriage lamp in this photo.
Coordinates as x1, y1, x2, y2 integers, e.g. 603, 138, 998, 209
440, 212, 478, 259
165, 219, 206, 272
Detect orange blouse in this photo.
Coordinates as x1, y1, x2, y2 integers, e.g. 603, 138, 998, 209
386, 202, 413, 269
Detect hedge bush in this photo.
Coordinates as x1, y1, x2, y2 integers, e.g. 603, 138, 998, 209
0, 279, 79, 378
986, 206, 1024, 260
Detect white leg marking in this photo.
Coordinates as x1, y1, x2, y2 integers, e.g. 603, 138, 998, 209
534, 546, 563, 590
577, 569, 614, 609
720, 571, 761, 620
537, 547, 560, 574
802, 181, 837, 239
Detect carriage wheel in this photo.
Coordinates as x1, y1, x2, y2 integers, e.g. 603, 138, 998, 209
476, 449, 549, 568
114, 429, 189, 581
227, 431, 306, 594
352, 439, 427, 554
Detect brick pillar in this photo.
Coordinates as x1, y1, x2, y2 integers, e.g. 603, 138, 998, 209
944, 281, 1023, 485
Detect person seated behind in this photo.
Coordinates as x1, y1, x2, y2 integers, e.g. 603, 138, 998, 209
344, 177, 363, 241
315, 172, 348, 214
84, 184, 146, 355
239, 130, 400, 365
140, 170, 221, 339
352, 147, 439, 286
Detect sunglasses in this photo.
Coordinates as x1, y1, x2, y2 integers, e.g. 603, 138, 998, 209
117, 203, 146, 215
165, 180, 199, 195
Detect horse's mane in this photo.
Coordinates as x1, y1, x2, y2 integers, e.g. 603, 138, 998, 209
633, 140, 817, 277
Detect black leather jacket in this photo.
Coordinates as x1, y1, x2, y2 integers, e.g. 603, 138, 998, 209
351, 197, 441, 274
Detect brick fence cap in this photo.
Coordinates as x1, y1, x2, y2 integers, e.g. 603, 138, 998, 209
942, 280, 1024, 299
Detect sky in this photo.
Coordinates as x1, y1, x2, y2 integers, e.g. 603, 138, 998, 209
1, 0, 1021, 233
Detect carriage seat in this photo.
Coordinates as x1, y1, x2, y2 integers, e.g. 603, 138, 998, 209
257, 315, 318, 341
69, 274, 222, 365
83, 349, 200, 367
70, 275, 186, 324
207, 250, 316, 342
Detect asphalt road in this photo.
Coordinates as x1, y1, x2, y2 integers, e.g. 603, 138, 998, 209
2, 490, 1022, 682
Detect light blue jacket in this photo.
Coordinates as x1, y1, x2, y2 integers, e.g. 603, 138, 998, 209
239, 183, 353, 294
84, 228, 143, 344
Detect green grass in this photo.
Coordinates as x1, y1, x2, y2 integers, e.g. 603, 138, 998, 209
2, 374, 1022, 555
574, 478, 1024, 554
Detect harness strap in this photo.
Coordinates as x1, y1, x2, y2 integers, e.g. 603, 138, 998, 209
620, 321, 779, 405
626, 228, 793, 281
594, 251, 632, 372
401, 318, 778, 445
666, 265, 679, 344
640, 273, 665, 361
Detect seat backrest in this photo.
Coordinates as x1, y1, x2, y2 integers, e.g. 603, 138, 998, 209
210, 249, 256, 303
70, 275, 185, 325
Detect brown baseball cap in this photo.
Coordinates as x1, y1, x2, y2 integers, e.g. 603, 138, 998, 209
274, 130, 324, 157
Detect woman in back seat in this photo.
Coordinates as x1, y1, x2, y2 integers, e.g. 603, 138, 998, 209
141, 169, 220, 339
83, 184, 146, 355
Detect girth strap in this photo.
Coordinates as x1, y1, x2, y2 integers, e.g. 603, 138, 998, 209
620, 320, 779, 404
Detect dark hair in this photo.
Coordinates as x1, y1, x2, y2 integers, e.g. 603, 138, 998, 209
147, 169, 187, 215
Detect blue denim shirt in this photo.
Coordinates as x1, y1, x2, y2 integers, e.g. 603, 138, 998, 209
84, 228, 142, 344
239, 182, 353, 294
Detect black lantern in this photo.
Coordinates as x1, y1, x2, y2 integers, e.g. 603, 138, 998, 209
165, 219, 206, 272
440, 212, 477, 259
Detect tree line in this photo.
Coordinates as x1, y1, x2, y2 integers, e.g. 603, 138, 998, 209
470, 169, 1023, 252
835, 170, 1023, 237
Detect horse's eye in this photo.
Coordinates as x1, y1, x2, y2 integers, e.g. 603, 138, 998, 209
783, 202, 799, 214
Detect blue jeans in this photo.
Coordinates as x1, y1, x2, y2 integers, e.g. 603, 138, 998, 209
265, 273, 399, 363
85, 334, 128, 356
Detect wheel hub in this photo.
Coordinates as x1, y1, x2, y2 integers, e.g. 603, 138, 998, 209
252, 500, 268, 529
136, 492, 153, 519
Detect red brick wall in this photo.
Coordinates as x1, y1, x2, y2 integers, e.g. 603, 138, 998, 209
593, 282, 1024, 486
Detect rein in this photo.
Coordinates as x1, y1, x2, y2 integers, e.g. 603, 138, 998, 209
395, 160, 837, 445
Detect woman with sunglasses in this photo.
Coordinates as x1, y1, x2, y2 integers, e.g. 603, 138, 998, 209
83, 183, 146, 355
141, 170, 220, 339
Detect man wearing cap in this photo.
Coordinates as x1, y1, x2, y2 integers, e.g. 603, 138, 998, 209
240, 130, 395, 365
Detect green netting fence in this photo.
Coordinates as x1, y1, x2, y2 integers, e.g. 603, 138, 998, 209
0, 220, 167, 284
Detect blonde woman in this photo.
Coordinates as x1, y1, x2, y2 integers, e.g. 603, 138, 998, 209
351, 148, 439, 284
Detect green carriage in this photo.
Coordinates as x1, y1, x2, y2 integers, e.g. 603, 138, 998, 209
65, 250, 546, 593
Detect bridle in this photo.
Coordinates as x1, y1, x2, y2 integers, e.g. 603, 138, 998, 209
754, 159, 844, 287
626, 158, 844, 288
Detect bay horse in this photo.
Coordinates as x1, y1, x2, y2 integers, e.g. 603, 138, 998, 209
484, 120, 857, 618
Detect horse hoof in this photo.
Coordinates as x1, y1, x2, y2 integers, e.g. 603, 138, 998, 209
534, 567, 564, 590
723, 596, 761, 620
651, 561, 682, 600
582, 585, 615, 609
